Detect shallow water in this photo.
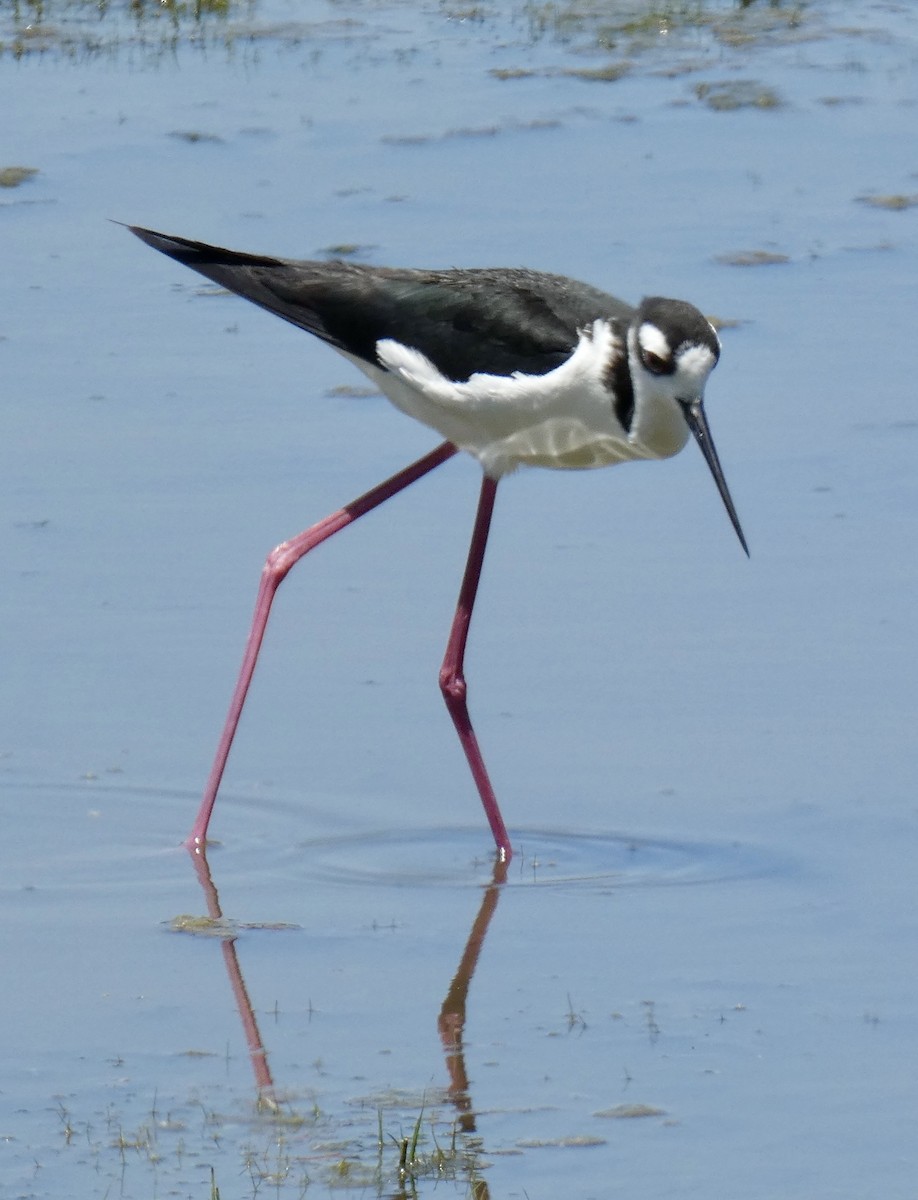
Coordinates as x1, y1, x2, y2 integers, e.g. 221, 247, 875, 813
2, 1, 917, 1196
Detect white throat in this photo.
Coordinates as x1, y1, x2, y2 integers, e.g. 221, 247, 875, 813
626, 325, 717, 459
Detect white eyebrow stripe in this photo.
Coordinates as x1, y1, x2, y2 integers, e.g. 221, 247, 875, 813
637, 322, 670, 359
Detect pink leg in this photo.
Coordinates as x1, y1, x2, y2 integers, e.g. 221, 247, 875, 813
187, 440, 458, 852
439, 475, 512, 861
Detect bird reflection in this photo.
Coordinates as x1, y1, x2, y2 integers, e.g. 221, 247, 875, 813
182, 845, 507, 1192
438, 858, 507, 1134
186, 847, 278, 1103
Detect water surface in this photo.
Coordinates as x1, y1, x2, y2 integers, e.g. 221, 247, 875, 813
1, 2, 916, 1195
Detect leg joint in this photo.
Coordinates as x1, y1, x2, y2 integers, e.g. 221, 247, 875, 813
439, 666, 467, 702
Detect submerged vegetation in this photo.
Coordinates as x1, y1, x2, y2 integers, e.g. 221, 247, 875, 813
0, 0, 253, 59
0, 0, 810, 62
52, 1088, 491, 1196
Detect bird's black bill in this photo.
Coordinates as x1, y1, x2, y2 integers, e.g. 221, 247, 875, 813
680, 400, 749, 557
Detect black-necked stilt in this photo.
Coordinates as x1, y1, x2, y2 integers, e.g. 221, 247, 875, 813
130, 225, 747, 861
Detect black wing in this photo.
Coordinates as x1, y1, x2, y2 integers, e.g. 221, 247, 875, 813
129, 226, 635, 382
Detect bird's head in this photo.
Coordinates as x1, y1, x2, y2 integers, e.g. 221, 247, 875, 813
627, 297, 748, 555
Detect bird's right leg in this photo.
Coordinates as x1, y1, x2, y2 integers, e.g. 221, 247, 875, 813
186, 440, 458, 852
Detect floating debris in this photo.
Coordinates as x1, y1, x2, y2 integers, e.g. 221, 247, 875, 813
168, 914, 300, 937
0, 166, 39, 188
491, 62, 629, 83
517, 1134, 607, 1148
169, 913, 236, 937
325, 384, 381, 399
715, 249, 790, 267
594, 1103, 666, 1119
169, 130, 225, 144
563, 61, 631, 83
694, 80, 782, 110
857, 193, 918, 211
489, 66, 538, 80
707, 315, 746, 332
319, 243, 376, 258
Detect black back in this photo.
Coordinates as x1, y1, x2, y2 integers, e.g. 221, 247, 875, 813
130, 226, 636, 382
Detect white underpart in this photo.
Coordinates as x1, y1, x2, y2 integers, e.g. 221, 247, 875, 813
340, 319, 673, 479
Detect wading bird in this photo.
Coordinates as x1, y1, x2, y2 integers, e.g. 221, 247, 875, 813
131, 225, 747, 861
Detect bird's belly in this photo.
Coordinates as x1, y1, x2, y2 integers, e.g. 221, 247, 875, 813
475, 417, 648, 475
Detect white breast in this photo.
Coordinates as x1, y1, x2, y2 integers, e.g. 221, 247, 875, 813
342, 320, 660, 479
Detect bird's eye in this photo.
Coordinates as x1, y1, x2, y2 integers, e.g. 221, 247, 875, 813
640, 349, 669, 375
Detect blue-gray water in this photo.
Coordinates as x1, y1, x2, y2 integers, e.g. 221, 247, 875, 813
1, 2, 916, 1196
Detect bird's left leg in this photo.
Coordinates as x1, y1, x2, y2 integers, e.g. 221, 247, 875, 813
439, 475, 512, 861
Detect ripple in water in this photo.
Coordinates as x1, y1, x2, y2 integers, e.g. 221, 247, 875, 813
0, 781, 785, 896
287, 825, 783, 892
